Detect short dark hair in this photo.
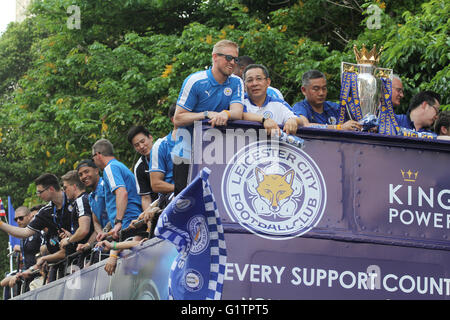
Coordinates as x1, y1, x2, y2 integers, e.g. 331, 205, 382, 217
434, 110, 450, 135
76, 159, 97, 171
35, 173, 60, 191
127, 126, 151, 144
302, 70, 326, 87
168, 103, 176, 118
243, 64, 270, 80
408, 90, 441, 114
238, 56, 255, 68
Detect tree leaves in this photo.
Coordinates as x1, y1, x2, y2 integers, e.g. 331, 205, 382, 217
0, 0, 447, 210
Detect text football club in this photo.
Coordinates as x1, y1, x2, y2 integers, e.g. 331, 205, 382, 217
221, 140, 327, 240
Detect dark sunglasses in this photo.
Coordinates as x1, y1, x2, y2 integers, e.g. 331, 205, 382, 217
14, 216, 26, 222
216, 53, 239, 63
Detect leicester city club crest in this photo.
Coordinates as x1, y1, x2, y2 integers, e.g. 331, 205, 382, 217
221, 140, 327, 240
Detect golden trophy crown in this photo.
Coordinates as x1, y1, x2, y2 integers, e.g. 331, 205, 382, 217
353, 44, 383, 65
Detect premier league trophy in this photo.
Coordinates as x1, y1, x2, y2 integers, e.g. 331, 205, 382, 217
338, 44, 399, 134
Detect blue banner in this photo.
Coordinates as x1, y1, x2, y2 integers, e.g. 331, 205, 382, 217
378, 77, 400, 135
155, 167, 227, 300
8, 196, 20, 248
339, 71, 362, 123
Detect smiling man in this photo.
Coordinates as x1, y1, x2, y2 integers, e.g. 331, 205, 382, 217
174, 39, 244, 129
392, 75, 405, 108
242, 64, 307, 135
394, 90, 441, 133
127, 125, 158, 210
77, 159, 108, 230
172, 39, 244, 195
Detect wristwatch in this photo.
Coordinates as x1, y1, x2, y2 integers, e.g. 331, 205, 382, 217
261, 113, 270, 124
203, 111, 209, 119
114, 218, 123, 225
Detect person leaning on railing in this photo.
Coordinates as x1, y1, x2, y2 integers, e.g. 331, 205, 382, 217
172, 39, 244, 196
292, 70, 362, 131
94, 201, 163, 276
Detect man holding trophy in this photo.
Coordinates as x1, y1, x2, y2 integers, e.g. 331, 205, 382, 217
292, 70, 362, 131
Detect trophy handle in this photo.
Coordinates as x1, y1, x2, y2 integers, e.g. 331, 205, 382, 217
374, 67, 393, 79
341, 62, 359, 76
341, 62, 360, 121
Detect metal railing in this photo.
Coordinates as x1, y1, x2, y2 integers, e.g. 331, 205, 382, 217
5, 193, 171, 299
43, 218, 152, 284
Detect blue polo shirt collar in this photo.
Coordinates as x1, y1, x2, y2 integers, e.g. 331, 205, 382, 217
106, 158, 116, 167
206, 68, 230, 86
406, 115, 416, 130
304, 99, 331, 114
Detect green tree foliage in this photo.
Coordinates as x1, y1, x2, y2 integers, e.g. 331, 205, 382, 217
0, 0, 448, 282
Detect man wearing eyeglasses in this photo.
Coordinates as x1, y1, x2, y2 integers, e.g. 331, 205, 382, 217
242, 64, 307, 136
233, 55, 285, 101
172, 39, 244, 195
394, 90, 441, 134
392, 75, 405, 108
292, 70, 362, 131
0, 173, 71, 277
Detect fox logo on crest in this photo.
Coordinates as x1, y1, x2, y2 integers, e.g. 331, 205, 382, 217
222, 141, 326, 240
255, 167, 294, 210
251, 167, 303, 218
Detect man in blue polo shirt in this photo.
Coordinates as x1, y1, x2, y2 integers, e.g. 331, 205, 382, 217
91, 139, 142, 240
394, 90, 440, 134
77, 159, 109, 230
292, 70, 361, 131
173, 39, 245, 194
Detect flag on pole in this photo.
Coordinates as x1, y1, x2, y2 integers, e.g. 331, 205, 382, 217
0, 197, 6, 217
155, 167, 227, 300
8, 196, 21, 248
